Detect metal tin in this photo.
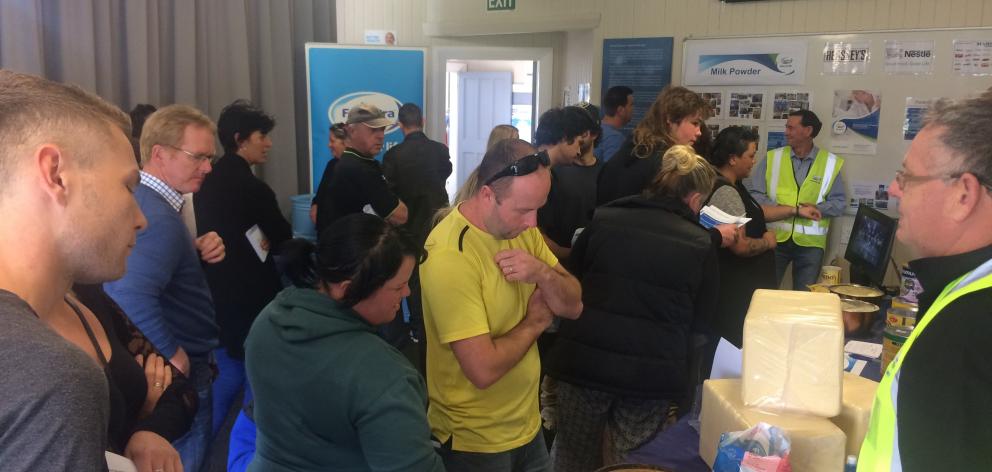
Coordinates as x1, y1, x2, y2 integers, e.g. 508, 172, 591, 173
900, 264, 923, 304
882, 325, 913, 375
886, 306, 919, 328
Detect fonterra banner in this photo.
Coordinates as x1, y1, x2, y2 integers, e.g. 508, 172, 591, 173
305, 44, 425, 192
683, 38, 807, 86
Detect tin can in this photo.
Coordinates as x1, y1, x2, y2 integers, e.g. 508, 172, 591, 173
882, 326, 913, 375
886, 306, 918, 328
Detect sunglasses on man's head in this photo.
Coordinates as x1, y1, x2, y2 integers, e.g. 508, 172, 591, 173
483, 151, 551, 186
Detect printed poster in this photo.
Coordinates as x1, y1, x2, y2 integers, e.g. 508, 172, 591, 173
602, 37, 675, 135
952, 39, 992, 76
766, 127, 787, 151
831, 89, 881, 155
884, 40, 935, 75
306, 44, 425, 191
823, 41, 871, 75
903, 97, 935, 141
847, 181, 896, 215
683, 38, 807, 85
728, 92, 764, 119
772, 91, 812, 120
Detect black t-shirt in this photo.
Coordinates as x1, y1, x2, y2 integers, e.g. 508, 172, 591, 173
538, 159, 603, 249
314, 149, 400, 234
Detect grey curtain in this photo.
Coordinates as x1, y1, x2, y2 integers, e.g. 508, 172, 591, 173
0, 0, 336, 213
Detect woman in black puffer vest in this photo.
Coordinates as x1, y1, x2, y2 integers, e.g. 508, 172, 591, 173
546, 145, 719, 472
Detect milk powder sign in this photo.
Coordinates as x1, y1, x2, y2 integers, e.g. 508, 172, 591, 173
683, 38, 807, 86
305, 44, 425, 192
884, 40, 935, 75
823, 41, 871, 75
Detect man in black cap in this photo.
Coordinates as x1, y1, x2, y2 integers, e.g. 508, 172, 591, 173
314, 103, 408, 234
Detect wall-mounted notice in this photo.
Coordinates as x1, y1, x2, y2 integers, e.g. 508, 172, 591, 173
728, 92, 764, 119
766, 128, 787, 150
823, 41, 870, 75
884, 40, 935, 75
952, 39, 992, 76
903, 97, 935, 141
602, 37, 674, 135
831, 89, 881, 155
772, 91, 812, 120
683, 38, 807, 86
848, 181, 896, 215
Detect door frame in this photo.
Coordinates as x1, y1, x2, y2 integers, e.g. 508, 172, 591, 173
428, 46, 554, 147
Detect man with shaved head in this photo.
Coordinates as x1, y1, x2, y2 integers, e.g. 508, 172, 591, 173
420, 139, 583, 470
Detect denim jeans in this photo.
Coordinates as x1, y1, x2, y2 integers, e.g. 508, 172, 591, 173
436, 431, 551, 472
212, 347, 252, 435
173, 355, 214, 472
774, 240, 824, 290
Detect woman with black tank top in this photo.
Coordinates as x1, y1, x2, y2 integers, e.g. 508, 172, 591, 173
48, 284, 197, 472
704, 127, 779, 347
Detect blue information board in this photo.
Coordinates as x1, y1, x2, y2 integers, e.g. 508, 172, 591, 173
601, 37, 674, 134
306, 45, 425, 192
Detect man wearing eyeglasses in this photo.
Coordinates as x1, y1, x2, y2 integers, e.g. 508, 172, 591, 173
858, 89, 992, 471
105, 104, 225, 472
420, 139, 583, 471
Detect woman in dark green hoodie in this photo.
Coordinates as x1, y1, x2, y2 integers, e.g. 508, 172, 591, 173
244, 213, 444, 471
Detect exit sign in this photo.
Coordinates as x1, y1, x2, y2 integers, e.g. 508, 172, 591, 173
487, 0, 515, 11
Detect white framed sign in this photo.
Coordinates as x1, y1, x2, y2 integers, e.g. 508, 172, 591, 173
683, 38, 807, 86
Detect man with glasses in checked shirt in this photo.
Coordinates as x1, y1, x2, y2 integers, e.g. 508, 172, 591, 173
105, 104, 226, 472
420, 139, 583, 471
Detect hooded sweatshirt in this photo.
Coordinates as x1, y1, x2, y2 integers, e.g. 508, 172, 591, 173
244, 286, 444, 472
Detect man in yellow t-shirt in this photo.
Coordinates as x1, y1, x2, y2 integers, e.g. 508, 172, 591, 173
421, 138, 583, 471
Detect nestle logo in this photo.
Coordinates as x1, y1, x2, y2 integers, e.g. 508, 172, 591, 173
903, 50, 931, 58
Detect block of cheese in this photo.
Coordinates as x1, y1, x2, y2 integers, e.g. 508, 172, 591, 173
830, 372, 879, 457
699, 379, 846, 472
743, 289, 844, 417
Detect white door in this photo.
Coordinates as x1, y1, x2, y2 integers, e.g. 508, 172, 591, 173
456, 71, 512, 189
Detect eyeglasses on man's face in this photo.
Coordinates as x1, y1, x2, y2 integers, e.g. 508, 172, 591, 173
163, 144, 218, 164
483, 151, 551, 186
895, 169, 992, 192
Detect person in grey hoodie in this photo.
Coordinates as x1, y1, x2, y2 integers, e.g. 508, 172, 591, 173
244, 213, 444, 472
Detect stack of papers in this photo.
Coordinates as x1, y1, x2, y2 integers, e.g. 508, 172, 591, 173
699, 205, 751, 229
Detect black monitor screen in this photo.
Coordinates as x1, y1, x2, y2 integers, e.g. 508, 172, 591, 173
845, 205, 897, 287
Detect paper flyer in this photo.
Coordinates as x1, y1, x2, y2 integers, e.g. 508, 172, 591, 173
952, 39, 992, 76
823, 41, 871, 75
772, 91, 811, 120
903, 97, 935, 140
831, 89, 881, 155
698, 91, 725, 119
245, 225, 269, 262
699, 205, 752, 229
728, 92, 764, 119
847, 181, 896, 215
884, 40, 935, 75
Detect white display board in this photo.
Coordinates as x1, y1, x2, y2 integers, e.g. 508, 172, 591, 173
682, 28, 992, 274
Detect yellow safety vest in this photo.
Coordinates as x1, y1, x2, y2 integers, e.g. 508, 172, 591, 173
764, 146, 843, 249
858, 260, 992, 471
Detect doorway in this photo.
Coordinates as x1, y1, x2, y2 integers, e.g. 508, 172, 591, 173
430, 47, 554, 200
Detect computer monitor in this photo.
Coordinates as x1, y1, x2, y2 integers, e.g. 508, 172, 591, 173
845, 205, 897, 288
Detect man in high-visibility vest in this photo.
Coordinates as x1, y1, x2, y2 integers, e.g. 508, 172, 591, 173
748, 110, 846, 289
858, 89, 992, 471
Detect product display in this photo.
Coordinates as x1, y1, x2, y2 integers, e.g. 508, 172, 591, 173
881, 325, 912, 374
743, 289, 845, 417
699, 379, 846, 472
830, 372, 879, 457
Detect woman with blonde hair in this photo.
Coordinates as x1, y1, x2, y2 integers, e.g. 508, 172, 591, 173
597, 85, 710, 205
546, 145, 720, 471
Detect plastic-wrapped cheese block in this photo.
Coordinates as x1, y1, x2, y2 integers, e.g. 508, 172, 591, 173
743, 289, 844, 417
700, 379, 846, 472
830, 372, 879, 457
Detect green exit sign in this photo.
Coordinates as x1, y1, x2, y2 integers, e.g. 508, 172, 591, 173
487, 0, 515, 11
